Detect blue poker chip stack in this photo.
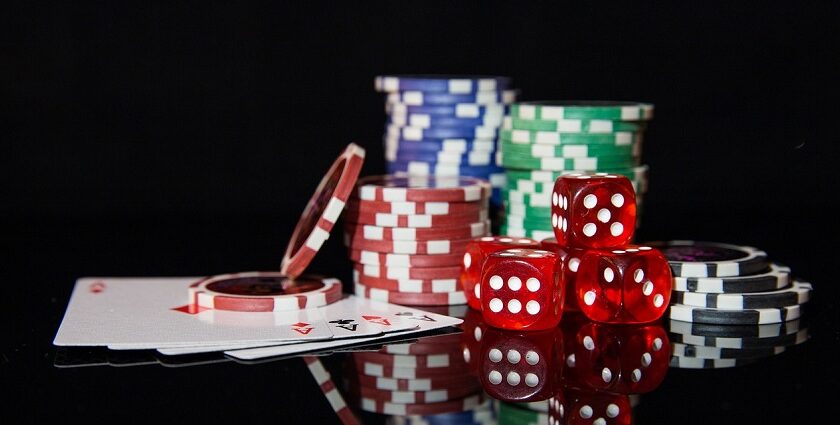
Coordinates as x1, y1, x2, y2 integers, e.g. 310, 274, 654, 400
374, 75, 518, 209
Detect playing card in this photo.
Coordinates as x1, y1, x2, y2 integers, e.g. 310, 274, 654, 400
54, 277, 334, 349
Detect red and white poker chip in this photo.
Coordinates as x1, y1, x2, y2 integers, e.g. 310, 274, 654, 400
354, 263, 462, 280
343, 208, 489, 228
349, 250, 464, 268
356, 385, 478, 405
281, 143, 365, 279
356, 175, 491, 203
302, 356, 359, 425
354, 282, 467, 306
189, 272, 343, 312
348, 198, 486, 216
353, 374, 477, 392
356, 394, 484, 415
353, 271, 459, 294
344, 220, 490, 241
354, 352, 466, 369
354, 359, 463, 379
346, 237, 474, 255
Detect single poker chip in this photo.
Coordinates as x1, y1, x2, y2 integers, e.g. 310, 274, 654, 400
354, 359, 465, 379
357, 394, 484, 416
350, 250, 464, 268
668, 317, 805, 339
510, 101, 654, 121
389, 114, 504, 129
672, 280, 812, 310
502, 116, 645, 133
348, 198, 487, 216
375, 75, 511, 94
355, 282, 468, 306
385, 137, 496, 153
499, 153, 638, 171
302, 356, 359, 425
386, 161, 503, 178
188, 272, 342, 312
386, 124, 499, 141
669, 327, 809, 350
354, 263, 463, 280
356, 175, 492, 203
668, 303, 802, 325
668, 355, 758, 369
346, 237, 474, 255
354, 374, 478, 392
500, 140, 639, 158
645, 241, 769, 278
345, 221, 491, 242
387, 102, 506, 118
344, 208, 489, 228
355, 352, 466, 369
356, 385, 478, 405
672, 263, 791, 293
354, 272, 461, 295
500, 128, 641, 146
385, 90, 518, 106
386, 149, 496, 167
280, 143, 365, 278
671, 342, 786, 359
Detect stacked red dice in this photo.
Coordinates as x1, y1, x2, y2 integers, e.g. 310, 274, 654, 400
548, 172, 672, 324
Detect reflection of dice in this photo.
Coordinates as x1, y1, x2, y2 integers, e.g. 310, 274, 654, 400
552, 173, 637, 249
577, 246, 672, 323
459, 309, 489, 374
461, 236, 541, 310
567, 321, 670, 394
550, 387, 632, 425
479, 326, 563, 402
540, 237, 586, 312
479, 248, 563, 330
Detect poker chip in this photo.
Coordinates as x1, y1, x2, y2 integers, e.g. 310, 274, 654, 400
386, 149, 496, 166
345, 209, 489, 229
499, 153, 638, 171
357, 394, 484, 416
385, 89, 517, 106
668, 303, 802, 325
389, 114, 504, 129
346, 237, 474, 255
354, 374, 477, 392
501, 140, 640, 158
646, 241, 769, 278
280, 143, 365, 278
354, 263, 462, 280
385, 137, 496, 154
387, 102, 506, 118
509, 101, 654, 121
375, 75, 511, 94
349, 250, 464, 267
668, 317, 805, 339
355, 282, 468, 306
349, 198, 487, 216
354, 359, 466, 379
669, 326, 809, 350
505, 165, 649, 183
501, 128, 642, 145
356, 176, 492, 203
503, 116, 645, 134
671, 280, 812, 310
671, 263, 791, 293
345, 220, 490, 242
353, 270, 460, 294
355, 352, 467, 370
188, 272, 342, 312
386, 124, 498, 141
357, 385, 479, 405
387, 161, 504, 178
671, 342, 787, 359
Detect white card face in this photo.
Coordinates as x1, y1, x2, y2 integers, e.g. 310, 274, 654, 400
225, 299, 462, 360
54, 277, 333, 348
155, 296, 419, 355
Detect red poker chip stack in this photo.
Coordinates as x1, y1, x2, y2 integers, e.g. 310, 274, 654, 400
344, 175, 493, 306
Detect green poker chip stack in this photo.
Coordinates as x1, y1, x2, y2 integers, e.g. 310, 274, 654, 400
499, 101, 654, 238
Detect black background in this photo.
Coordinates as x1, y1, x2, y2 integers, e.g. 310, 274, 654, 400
3, 1, 839, 424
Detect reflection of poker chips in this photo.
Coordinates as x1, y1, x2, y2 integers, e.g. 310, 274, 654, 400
355, 352, 467, 370
669, 326, 809, 349
188, 272, 342, 312
509, 101, 654, 121
357, 394, 484, 416
355, 359, 465, 379
344, 220, 491, 241
357, 385, 479, 405
382, 341, 466, 356
302, 356, 359, 425
347, 237, 474, 255
668, 356, 758, 369
355, 374, 476, 392
671, 280, 812, 310
356, 175, 492, 203
668, 303, 802, 325
280, 143, 365, 279
671, 342, 786, 359
350, 250, 464, 268
668, 318, 805, 339
354, 263, 463, 280
646, 241, 769, 278
355, 282, 468, 306
375, 75, 511, 94
671, 263, 791, 293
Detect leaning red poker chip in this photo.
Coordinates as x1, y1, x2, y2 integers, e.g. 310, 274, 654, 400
350, 249, 464, 267
344, 208, 489, 228
353, 272, 460, 294
354, 374, 478, 392
354, 263, 462, 280
302, 356, 360, 425
356, 394, 484, 416
343, 220, 491, 241
348, 198, 486, 216
354, 352, 467, 369
346, 237, 474, 255
280, 143, 365, 279
189, 272, 342, 312
355, 282, 468, 306
356, 385, 478, 405
356, 175, 492, 203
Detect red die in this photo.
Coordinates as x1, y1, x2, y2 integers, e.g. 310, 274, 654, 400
567, 322, 670, 394
550, 388, 632, 425
551, 173, 637, 249
478, 326, 563, 402
541, 237, 587, 312
479, 248, 563, 331
461, 236, 541, 310
576, 245, 672, 324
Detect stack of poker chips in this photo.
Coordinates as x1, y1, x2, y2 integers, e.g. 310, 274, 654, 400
344, 306, 489, 419
652, 241, 813, 369
344, 175, 492, 306
374, 75, 518, 206
498, 101, 653, 240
